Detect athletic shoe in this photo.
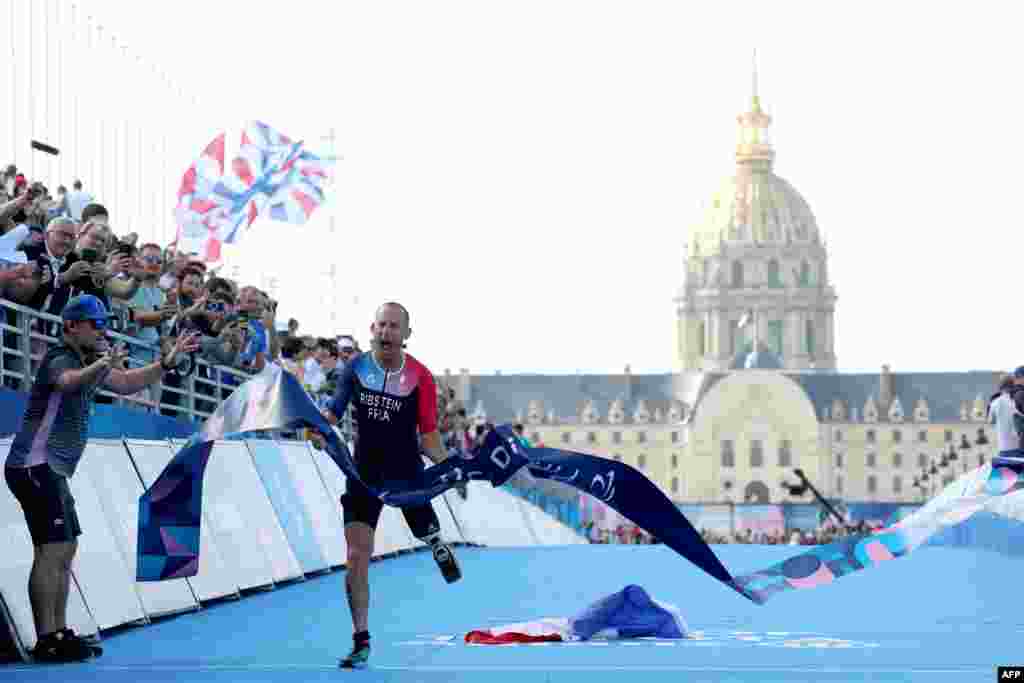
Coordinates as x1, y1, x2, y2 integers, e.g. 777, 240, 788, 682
31, 631, 94, 664
432, 542, 462, 584
338, 641, 370, 669
62, 629, 102, 658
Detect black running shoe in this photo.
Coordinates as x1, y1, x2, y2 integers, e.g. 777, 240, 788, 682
31, 631, 94, 664
339, 640, 370, 669
62, 629, 102, 658
432, 542, 462, 584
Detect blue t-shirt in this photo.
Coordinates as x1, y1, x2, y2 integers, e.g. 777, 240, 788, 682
221, 319, 267, 387
237, 319, 268, 367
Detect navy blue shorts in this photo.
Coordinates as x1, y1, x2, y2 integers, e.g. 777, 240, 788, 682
341, 478, 439, 539
5, 464, 82, 546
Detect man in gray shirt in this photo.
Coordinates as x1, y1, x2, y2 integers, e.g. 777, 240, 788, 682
4, 294, 198, 663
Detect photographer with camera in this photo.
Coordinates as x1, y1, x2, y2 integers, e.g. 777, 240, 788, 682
4, 294, 198, 663
49, 220, 141, 315
158, 266, 211, 417
112, 243, 177, 410
0, 180, 49, 236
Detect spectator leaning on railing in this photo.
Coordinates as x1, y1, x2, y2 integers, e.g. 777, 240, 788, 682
112, 242, 176, 409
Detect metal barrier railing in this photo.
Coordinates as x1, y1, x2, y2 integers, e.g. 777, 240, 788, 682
1, 296, 257, 423
0, 297, 355, 443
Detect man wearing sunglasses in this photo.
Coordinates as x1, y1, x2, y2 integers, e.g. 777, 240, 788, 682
117, 243, 177, 410
3, 295, 199, 664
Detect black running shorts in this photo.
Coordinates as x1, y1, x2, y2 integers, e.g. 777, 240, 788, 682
5, 464, 82, 546
341, 478, 440, 540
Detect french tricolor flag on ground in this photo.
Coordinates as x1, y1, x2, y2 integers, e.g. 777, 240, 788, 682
464, 585, 688, 644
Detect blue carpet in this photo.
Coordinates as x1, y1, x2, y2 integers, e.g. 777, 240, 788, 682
4, 544, 1018, 682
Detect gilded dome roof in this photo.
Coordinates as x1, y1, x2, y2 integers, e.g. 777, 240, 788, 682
688, 70, 820, 258
690, 170, 820, 257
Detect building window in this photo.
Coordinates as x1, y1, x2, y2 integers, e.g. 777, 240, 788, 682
979, 454, 986, 466
671, 431, 679, 443
836, 476, 843, 494
918, 453, 927, 468
918, 430, 928, 443
637, 431, 647, 444
893, 475, 902, 493
835, 453, 844, 468
561, 432, 571, 444
805, 320, 815, 357
867, 475, 877, 494
750, 440, 764, 467
613, 431, 622, 444
731, 260, 744, 288
697, 321, 706, 357
671, 477, 680, 493
721, 440, 735, 468
767, 259, 782, 287
637, 454, 647, 470
866, 429, 876, 443
866, 453, 876, 468
671, 454, 679, 468
834, 429, 843, 442
778, 440, 792, 467
531, 432, 540, 444
944, 430, 953, 443
587, 432, 597, 444
798, 260, 811, 286
767, 320, 784, 356
892, 452, 903, 467
892, 430, 902, 443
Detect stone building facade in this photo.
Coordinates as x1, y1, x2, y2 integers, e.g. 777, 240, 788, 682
440, 69, 998, 505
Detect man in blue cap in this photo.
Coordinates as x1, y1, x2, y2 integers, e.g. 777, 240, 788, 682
3, 295, 199, 663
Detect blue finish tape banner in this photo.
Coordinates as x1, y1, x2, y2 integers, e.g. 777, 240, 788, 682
137, 366, 1024, 607
732, 454, 1024, 603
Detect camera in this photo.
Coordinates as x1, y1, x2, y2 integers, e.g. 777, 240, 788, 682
79, 248, 100, 264
115, 241, 136, 257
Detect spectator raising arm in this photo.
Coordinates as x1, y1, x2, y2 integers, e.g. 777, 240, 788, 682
104, 332, 200, 395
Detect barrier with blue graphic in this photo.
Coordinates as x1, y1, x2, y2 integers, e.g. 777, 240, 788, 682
246, 440, 328, 576
0, 387, 197, 440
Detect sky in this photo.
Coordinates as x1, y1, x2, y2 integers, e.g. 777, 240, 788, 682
61, 1, 1024, 375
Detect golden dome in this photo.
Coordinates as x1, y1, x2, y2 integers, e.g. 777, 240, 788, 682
690, 170, 821, 257
689, 56, 820, 257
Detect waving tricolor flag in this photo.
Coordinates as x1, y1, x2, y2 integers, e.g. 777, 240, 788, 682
173, 122, 336, 262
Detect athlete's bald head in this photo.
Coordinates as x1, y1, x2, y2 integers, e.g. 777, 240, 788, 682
375, 302, 410, 329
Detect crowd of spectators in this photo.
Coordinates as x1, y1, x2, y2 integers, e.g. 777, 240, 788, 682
1, 162, 500, 457
0, 164, 370, 421
577, 516, 885, 547
578, 521, 885, 546
699, 520, 885, 546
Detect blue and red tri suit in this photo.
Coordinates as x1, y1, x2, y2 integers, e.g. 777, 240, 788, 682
328, 351, 440, 533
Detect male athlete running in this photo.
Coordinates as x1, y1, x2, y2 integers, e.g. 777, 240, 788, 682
314, 302, 460, 669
